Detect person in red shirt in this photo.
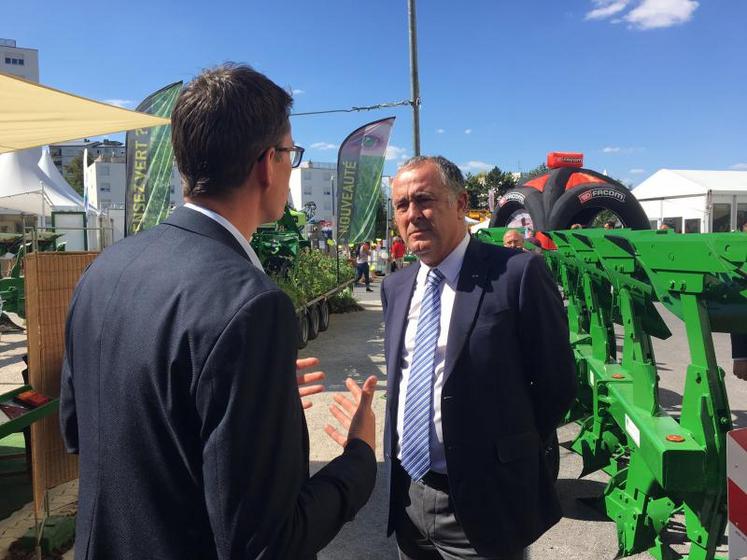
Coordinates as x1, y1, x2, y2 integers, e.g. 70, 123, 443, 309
391, 236, 406, 271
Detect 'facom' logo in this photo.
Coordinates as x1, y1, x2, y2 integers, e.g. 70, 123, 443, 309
578, 189, 626, 204
499, 192, 526, 207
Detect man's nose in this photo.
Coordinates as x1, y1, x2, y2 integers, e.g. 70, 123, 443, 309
406, 202, 423, 221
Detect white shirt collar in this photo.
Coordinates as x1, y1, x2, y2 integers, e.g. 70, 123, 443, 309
417, 232, 470, 286
183, 203, 264, 272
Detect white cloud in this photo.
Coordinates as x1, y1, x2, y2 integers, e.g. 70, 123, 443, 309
292, 88, 305, 95
102, 99, 133, 108
310, 142, 338, 151
386, 145, 409, 161
586, 0, 630, 20
459, 161, 494, 173
625, 0, 698, 29
464, 129, 472, 135
730, 163, 747, 170
585, 0, 698, 29
436, 128, 445, 134
629, 168, 646, 174
602, 146, 643, 154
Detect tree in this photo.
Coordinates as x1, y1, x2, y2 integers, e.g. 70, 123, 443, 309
464, 166, 516, 209
64, 151, 95, 196
518, 162, 548, 184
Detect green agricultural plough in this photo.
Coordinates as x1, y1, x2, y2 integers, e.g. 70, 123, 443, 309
478, 227, 747, 559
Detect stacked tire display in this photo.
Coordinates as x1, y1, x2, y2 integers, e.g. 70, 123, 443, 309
489, 163, 650, 231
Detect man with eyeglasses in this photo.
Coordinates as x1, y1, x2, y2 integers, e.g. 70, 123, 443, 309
60, 64, 378, 559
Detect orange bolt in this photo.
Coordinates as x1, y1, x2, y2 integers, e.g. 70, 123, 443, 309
666, 435, 685, 443
612, 374, 625, 379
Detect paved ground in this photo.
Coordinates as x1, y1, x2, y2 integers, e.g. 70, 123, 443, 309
0, 276, 741, 559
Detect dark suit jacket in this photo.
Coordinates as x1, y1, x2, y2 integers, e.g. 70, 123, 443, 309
381, 238, 576, 556
60, 207, 376, 560
733, 333, 747, 360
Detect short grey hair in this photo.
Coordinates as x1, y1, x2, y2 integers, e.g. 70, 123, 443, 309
397, 155, 465, 199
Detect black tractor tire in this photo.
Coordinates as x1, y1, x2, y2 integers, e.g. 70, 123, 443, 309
308, 304, 320, 340
297, 310, 309, 349
489, 187, 548, 231
319, 299, 331, 332
547, 183, 650, 230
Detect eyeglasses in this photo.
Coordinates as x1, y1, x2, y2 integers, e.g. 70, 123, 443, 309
275, 145, 305, 168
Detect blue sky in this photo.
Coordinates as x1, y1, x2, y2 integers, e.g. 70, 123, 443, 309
5, 0, 746, 186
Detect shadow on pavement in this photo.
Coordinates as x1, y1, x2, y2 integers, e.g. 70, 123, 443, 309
555, 478, 609, 522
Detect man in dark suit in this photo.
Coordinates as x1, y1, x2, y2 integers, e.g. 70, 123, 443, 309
60, 64, 378, 559
382, 156, 577, 559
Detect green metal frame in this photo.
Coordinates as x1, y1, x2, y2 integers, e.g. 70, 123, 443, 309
478, 226, 747, 559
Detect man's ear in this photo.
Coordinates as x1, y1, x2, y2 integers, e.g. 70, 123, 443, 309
456, 190, 468, 216
254, 148, 274, 192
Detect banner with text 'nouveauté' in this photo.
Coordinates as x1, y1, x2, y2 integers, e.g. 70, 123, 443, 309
336, 117, 395, 245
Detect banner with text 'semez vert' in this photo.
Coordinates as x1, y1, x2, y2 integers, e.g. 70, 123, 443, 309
125, 81, 182, 236
336, 117, 395, 245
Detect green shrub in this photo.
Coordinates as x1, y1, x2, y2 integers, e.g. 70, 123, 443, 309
269, 249, 354, 309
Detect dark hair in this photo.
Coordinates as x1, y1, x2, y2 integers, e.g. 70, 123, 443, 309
171, 63, 293, 198
396, 155, 465, 199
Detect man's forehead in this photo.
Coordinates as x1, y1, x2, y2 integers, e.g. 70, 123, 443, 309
393, 167, 445, 198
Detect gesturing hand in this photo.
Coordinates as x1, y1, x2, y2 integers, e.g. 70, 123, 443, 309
296, 357, 325, 410
325, 376, 377, 452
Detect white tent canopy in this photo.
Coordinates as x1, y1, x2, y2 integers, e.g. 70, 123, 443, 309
632, 169, 747, 232
0, 147, 84, 215
38, 148, 85, 206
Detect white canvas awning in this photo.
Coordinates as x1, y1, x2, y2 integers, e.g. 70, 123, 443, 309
0, 72, 170, 154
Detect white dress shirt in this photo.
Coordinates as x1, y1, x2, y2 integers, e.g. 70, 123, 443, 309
396, 232, 471, 474
183, 203, 264, 272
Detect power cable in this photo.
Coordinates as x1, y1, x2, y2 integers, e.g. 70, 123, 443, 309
291, 99, 414, 117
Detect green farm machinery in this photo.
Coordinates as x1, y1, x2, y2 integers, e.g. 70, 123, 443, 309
478, 227, 747, 559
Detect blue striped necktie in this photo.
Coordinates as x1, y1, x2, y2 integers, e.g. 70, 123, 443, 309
401, 268, 445, 481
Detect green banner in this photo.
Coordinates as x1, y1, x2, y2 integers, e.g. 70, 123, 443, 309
125, 81, 182, 235
336, 117, 395, 244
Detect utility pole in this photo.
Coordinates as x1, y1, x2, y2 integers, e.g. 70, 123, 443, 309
408, 0, 421, 156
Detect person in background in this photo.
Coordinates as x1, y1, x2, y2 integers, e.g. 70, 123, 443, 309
355, 241, 373, 292
60, 64, 378, 560
391, 235, 407, 271
570, 223, 583, 230
382, 155, 576, 559
502, 228, 525, 250
604, 220, 616, 230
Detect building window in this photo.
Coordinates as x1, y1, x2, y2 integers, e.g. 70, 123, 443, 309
662, 217, 682, 233
4, 58, 10, 64
17, 59, 24, 66
170, 186, 175, 194
712, 203, 731, 232
303, 188, 313, 196
100, 183, 111, 192
738, 203, 747, 231
684, 218, 701, 233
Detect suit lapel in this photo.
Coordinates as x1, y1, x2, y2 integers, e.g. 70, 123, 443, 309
444, 239, 488, 382
386, 263, 420, 391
